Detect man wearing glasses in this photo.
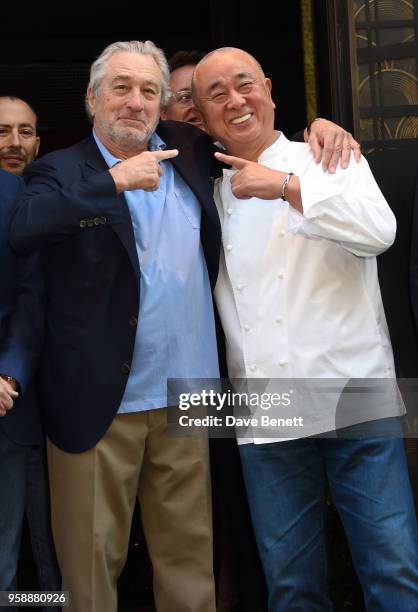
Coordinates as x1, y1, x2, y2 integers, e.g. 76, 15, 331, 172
162, 50, 207, 130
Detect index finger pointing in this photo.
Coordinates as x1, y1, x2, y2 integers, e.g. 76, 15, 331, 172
152, 149, 179, 161
214, 151, 248, 170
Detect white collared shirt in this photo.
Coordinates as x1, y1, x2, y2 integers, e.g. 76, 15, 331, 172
214, 133, 402, 444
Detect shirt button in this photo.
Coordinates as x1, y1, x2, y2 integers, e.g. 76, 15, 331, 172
121, 363, 131, 374
244, 324, 250, 331
279, 359, 288, 367
249, 364, 257, 372
277, 272, 284, 279
275, 317, 283, 323
226, 244, 233, 251
227, 208, 233, 215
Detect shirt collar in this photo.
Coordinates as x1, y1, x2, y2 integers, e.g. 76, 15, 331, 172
258, 131, 289, 163
215, 130, 288, 162
92, 129, 166, 169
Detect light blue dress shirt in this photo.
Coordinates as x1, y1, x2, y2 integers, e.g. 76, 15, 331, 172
93, 130, 219, 413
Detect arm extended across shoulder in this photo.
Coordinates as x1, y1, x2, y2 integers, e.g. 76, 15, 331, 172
295, 151, 396, 257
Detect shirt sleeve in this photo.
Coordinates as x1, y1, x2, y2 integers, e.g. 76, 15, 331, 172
295, 152, 396, 257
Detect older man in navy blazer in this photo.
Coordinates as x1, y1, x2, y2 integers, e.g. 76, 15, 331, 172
10, 40, 222, 612
0, 168, 60, 597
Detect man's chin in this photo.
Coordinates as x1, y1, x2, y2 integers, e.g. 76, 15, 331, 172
112, 126, 152, 149
0, 161, 25, 176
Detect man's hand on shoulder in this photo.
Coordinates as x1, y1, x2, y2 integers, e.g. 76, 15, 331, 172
305, 118, 361, 174
109, 149, 178, 194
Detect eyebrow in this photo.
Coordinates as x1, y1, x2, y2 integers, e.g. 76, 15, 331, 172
0, 123, 35, 129
111, 75, 161, 88
205, 71, 256, 95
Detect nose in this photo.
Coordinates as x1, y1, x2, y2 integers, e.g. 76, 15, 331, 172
9, 128, 22, 147
226, 89, 246, 109
126, 88, 144, 111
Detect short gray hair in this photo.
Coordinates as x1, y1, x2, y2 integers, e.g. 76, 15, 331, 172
86, 40, 171, 119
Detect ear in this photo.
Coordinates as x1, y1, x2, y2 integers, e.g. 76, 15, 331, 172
265, 78, 276, 110
160, 109, 167, 120
201, 116, 210, 133
86, 87, 96, 118
35, 136, 40, 158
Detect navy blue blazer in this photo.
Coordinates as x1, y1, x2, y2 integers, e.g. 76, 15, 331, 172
0, 169, 44, 445
10, 121, 222, 453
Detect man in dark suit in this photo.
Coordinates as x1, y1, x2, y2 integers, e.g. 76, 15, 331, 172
0, 168, 60, 600
10, 40, 222, 612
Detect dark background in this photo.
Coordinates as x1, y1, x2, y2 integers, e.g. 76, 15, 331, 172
1, 1, 307, 155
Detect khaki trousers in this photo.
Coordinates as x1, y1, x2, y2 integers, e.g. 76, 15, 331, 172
47, 409, 214, 612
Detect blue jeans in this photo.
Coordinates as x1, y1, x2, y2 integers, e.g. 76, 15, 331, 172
0, 429, 60, 610
239, 424, 418, 611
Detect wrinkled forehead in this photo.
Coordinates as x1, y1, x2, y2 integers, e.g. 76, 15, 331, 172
102, 52, 163, 84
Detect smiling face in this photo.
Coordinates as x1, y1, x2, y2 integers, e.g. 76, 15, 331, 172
87, 51, 163, 158
193, 49, 277, 160
0, 98, 40, 176
162, 64, 206, 131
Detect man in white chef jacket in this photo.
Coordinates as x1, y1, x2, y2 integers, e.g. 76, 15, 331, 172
193, 47, 418, 612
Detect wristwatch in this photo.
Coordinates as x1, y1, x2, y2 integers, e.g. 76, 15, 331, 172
0, 374, 18, 385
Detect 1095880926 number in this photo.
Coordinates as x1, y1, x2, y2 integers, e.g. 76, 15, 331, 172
0, 591, 69, 607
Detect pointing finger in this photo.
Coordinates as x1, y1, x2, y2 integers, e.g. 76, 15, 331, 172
152, 149, 179, 161
214, 151, 248, 170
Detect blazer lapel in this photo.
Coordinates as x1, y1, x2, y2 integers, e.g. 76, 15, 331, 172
157, 121, 218, 223
84, 137, 140, 278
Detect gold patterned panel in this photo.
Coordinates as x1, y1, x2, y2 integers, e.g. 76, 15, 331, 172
396, 115, 418, 136
352, 0, 418, 142
359, 66, 418, 105
354, 0, 414, 21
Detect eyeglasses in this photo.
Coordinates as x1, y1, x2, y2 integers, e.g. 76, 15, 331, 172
169, 89, 194, 107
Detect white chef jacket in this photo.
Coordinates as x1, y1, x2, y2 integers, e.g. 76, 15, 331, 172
214, 132, 403, 444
